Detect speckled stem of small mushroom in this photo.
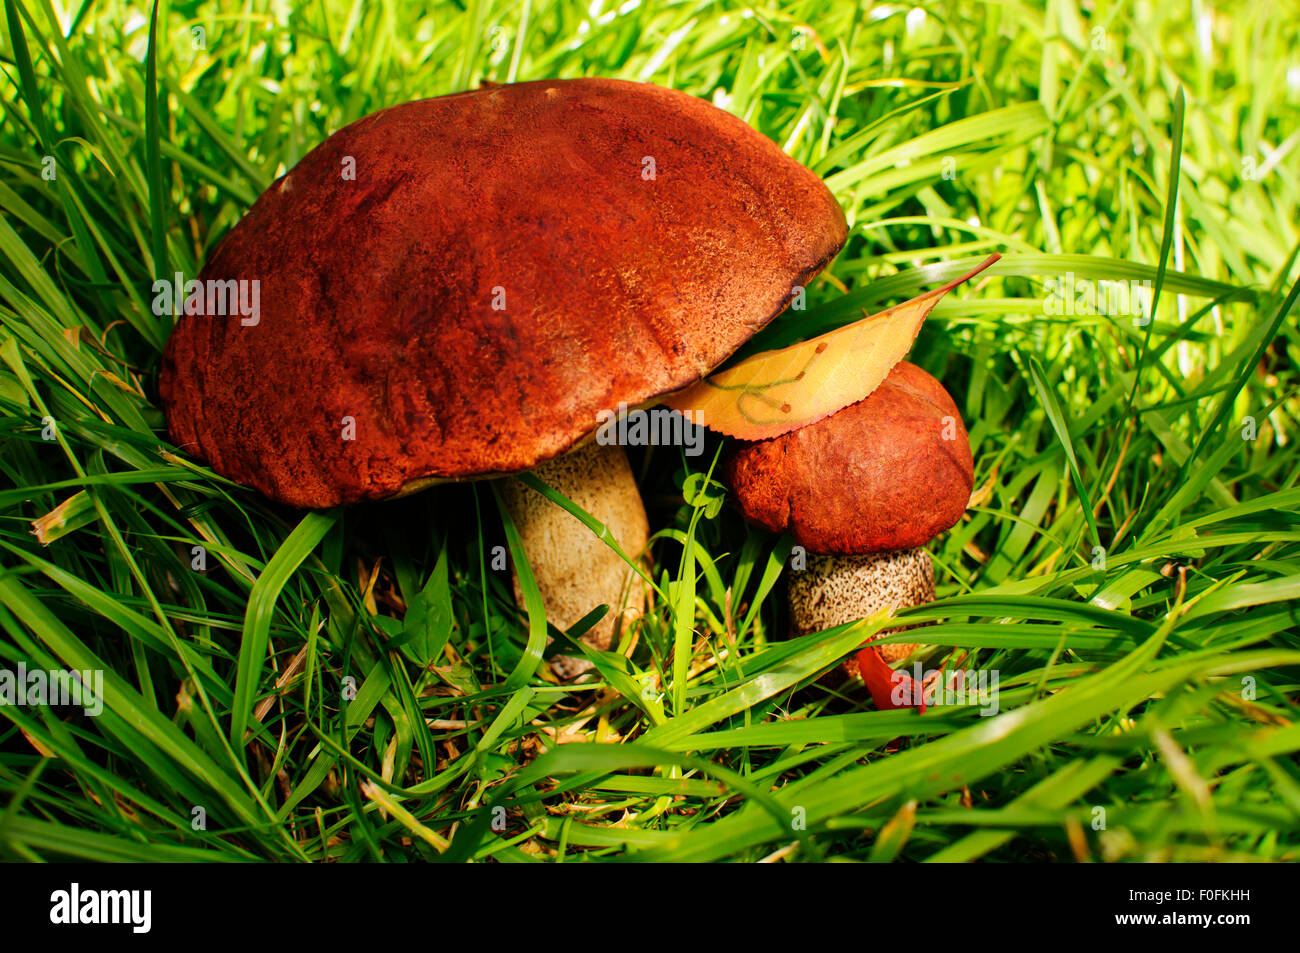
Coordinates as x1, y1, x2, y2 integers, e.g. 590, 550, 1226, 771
788, 549, 934, 670
499, 441, 650, 680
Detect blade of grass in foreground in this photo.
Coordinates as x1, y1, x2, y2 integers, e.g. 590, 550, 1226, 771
492, 482, 548, 691
1027, 354, 1100, 550
231, 511, 337, 753
144, 0, 168, 296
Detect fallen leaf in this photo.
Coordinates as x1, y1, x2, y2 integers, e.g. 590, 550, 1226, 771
665, 254, 999, 439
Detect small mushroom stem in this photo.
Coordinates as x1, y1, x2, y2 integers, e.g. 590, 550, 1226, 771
499, 441, 649, 679
787, 548, 934, 666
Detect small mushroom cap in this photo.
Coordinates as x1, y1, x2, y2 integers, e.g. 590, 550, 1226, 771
723, 361, 973, 554
160, 79, 846, 508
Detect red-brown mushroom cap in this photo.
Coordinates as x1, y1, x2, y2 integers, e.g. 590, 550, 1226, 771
723, 361, 973, 554
159, 79, 847, 508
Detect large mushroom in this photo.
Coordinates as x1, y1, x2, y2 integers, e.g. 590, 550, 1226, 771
723, 361, 973, 700
160, 79, 846, 676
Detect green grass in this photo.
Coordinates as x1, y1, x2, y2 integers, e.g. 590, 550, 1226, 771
1, 0, 1299, 862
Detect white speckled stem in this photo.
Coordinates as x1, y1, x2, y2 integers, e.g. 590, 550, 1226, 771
788, 548, 934, 663
499, 442, 649, 680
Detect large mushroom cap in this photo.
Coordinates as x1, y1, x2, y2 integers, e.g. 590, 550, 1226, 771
723, 361, 973, 554
160, 78, 847, 508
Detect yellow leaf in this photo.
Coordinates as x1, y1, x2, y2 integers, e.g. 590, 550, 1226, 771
664, 254, 999, 439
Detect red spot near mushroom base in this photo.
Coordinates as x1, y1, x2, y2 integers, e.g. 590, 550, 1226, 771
856, 646, 928, 713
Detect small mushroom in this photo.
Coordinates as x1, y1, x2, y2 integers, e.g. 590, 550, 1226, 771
159, 79, 846, 677
723, 361, 973, 691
